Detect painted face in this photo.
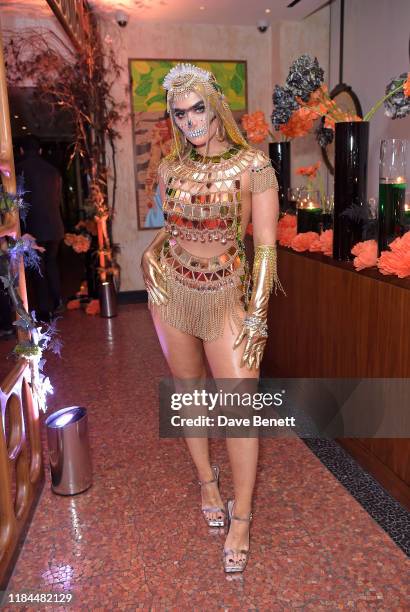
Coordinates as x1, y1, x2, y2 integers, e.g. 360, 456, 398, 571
171, 91, 218, 147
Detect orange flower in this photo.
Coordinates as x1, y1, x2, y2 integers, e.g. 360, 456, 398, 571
403, 73, 410, 98
242, 111, 270, 143
67, 299, 81, 310
85, 299, 101, 316
308, 236, 322, 252
378, 250, 410, 278
278, 227, 297, 247
278, 213, 297, 229
277, 213, 297, 246
351, 240, 378, 271
296, 161, 321, 178
318, 229, 333, 256
377, 233, 410, 278
305, 85, 328, 115
279, 107, 316, 139
291, 231, 319, 252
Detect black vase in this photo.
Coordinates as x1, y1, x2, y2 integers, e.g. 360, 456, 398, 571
333, 121, 369, 260
269, 142, 291, 212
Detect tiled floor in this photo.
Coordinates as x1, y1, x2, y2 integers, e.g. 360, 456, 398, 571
1, 304, 409, 610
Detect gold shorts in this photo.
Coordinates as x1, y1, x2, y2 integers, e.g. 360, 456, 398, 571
148, 238, 248, 342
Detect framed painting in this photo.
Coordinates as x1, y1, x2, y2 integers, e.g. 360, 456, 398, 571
129, 59, 248, 229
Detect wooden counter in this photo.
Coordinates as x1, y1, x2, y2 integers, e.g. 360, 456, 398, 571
261, 246, 410, 509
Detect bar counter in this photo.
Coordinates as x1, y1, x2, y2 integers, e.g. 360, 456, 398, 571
261, 245, 410, 509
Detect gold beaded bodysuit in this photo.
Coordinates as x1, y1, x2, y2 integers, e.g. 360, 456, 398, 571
148, 144, 279, 342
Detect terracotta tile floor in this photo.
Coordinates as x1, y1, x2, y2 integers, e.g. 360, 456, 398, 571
1, 304, 409, 610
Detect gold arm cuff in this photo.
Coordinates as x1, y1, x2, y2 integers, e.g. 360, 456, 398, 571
253, 245, 286, 296
250, 164, 279, 193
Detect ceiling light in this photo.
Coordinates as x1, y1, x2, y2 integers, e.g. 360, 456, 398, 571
14, 114, 19, 119
265, 8, 271, 13
22, 126, 27, 130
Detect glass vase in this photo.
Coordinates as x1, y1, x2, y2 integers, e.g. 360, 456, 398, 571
333, 121, 369, 260
378, 139, 407, 253
269, 142, 291, 213
296, 189, 322, 233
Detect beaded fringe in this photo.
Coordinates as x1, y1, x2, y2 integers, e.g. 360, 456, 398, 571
250, 164, 279, 193
253, 246, 286, 296
148, 271, 244, 342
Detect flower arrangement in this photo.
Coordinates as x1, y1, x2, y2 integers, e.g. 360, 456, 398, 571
64, 232, 92, 254
350, 234, 410, 279
272, 54, 410, 145
5, 12, 125, 285
278, 209, 410, 279
0, 182, 61, 412
295, 161, 326, 204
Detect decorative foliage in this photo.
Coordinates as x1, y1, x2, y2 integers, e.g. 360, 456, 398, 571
285, 54, 325, 102
0, 185, 61, 412
377, 232, 410, 278
5, 11, 125, 282
64, 232, 92, 253
241, 111, 272, 144
351, 240, 378, 271
315, 122, 334, 147
272, 56, 410, 148
271, 85, 300, 129
383, 72, 410, 120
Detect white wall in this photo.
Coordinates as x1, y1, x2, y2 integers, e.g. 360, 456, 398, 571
330, 0, 410, 197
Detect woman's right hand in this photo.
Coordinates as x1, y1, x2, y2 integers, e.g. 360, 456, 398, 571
141, 247, 168, 305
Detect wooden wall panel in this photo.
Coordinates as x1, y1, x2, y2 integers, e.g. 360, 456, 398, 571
261, 247, 410, 508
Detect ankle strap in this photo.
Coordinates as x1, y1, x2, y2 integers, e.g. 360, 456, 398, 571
231, 512, 253, 522
198, 475, 217, 486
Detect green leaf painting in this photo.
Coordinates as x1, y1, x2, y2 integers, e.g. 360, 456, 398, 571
130, 60, 247, 112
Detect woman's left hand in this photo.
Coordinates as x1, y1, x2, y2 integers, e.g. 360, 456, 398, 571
233, 321, 267, 370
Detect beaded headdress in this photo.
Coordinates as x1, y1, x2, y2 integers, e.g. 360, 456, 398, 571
162, 63, 248, 159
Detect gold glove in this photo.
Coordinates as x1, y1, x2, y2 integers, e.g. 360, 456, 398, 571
140, 228, 169, 305
233, 245, 285, 370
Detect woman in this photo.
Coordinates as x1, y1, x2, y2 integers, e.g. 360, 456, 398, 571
141, 63, 284, 573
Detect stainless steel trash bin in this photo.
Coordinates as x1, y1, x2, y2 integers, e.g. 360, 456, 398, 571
99, 280, 118, 318
45, 406, 93, 495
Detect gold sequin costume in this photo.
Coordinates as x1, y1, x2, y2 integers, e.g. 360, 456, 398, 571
148, 144, 279, 341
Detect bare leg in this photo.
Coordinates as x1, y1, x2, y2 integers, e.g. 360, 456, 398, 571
204, 309, 259, 563
150, 307, 224, 522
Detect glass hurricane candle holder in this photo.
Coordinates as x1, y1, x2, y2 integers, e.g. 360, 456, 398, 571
296, 189, 322, 233
401, 191, 410, 233
378, 138, 407, 252
322, 194, 334, 231
287, 187, 300, 212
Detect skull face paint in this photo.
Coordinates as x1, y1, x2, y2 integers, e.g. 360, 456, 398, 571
172, 91, 217, 146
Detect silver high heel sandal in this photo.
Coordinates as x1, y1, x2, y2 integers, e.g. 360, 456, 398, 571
223, 499, 253, 573
198, 465, 225, 528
